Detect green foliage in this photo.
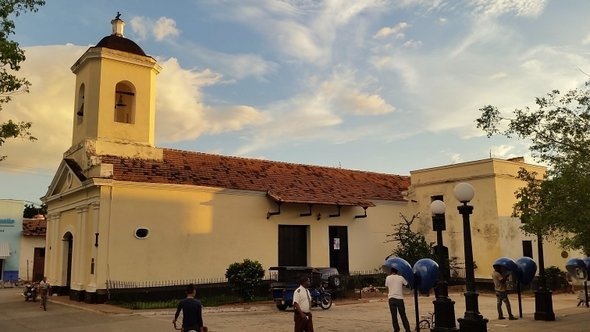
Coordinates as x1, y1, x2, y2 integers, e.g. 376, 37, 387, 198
225, 259, 265, 302
386, 213, 435, 266
477, 82, 590, 255
23, 203, 47, 218
0, 0, 44, 160
544, 266, 565, 291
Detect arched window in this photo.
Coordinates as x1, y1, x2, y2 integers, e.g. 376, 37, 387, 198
114, 82, 135, 124
76, 84, 85, 124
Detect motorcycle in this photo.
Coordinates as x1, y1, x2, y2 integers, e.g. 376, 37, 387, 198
310, 285, 332, 310
23, 283, 37, 302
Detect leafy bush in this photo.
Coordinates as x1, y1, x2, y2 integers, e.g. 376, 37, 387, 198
225, 259, 265, 302
544, 266, 565, 291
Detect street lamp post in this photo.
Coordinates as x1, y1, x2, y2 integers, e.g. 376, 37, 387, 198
454, 183, 488, 332
534, 232, 555, 320
430, 200, 458, 331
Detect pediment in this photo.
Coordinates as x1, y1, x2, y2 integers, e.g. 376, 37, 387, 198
44, 159, 87, 198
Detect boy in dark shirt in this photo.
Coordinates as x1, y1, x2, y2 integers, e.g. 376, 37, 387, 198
173, 284, 205, 332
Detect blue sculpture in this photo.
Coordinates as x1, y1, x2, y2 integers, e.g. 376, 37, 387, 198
515, 257, 537, 285
383, 257, 415, 288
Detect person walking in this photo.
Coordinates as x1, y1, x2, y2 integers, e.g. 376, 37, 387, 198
173, 284, 207, 332
38, 276, 50, 311
492, 265, 517, 320
385, 267, 411, 332
293, 275, 314, 332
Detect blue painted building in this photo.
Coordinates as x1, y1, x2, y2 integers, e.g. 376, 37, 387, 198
0, 199, 24, 282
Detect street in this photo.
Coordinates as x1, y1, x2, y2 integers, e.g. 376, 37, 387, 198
0, 287, 588, 331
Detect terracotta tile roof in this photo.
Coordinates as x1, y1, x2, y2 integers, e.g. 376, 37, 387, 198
99, 149, 409, 207
22, 217, 47, 236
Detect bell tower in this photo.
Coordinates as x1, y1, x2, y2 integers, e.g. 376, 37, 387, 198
65, 14, 162, 174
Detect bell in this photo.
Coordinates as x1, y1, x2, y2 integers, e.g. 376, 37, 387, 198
116, 94, 126, 107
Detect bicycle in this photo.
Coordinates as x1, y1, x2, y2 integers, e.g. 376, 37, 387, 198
417, 311, 434, 331
173, 321, 208, 332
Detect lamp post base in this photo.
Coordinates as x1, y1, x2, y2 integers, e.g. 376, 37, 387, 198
432, 297, 458, 331
457, 317, 488, 332
534, 289, 555, 321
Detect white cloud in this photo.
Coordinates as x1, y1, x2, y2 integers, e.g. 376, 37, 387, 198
153, 17, 181, 41
0, 46, 266, 172
155, 57, 265, 142
402, 39, 422, 49
129, 16, 149, 40
129, 16, 181, 41
469, 0, 547, 18
177, 41, 279, 81
211, 0, 388, 64
233, 69, 396, 155
1, 45, 84, 173
374, 22, 409, 39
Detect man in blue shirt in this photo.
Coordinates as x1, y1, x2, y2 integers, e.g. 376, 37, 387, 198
173, 284, 205, 332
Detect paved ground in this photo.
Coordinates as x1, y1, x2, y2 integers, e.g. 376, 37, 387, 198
1, 286, 588, 331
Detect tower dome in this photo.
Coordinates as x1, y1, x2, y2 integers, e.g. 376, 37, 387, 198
94, 12, 146, 56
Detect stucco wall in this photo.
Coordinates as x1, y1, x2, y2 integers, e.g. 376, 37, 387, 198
18, 236, 45, 282
410, 158, 581, 280
0, 199, 23, 281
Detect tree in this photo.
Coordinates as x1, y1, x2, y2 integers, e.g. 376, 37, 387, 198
225, 259, 265, 302
477, 82, 590, 255
23, 202, 46, 218
0, 0, 45, 161
385, 213, 435, 266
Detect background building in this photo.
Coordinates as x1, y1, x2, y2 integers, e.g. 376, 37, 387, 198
409, 157, 582, 280
0, 199, 24, 282
20, 215, 47, 282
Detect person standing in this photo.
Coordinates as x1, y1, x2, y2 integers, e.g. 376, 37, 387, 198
173, 284, 207, 332
385, 267, 411, 332
293, 275, 314, 332
492, 265, 517, 320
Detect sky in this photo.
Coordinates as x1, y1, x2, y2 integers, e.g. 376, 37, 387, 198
2, 0, 590, 205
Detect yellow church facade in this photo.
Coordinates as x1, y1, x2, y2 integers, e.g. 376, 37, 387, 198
42, 16, 410, 302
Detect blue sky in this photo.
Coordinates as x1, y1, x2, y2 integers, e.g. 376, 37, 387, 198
2, 0, 590, 204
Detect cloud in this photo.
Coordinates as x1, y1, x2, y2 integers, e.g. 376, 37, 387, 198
153, 17, 181, 41
233, 68, 395, 155
129, 16, 149, 40
177, 41, 279, 81
1, 45, 83, 174
0, 46, 265, 173
374, 22, 409, 39
468, 0, 547, 18
129, 16, 180, 41
153, 57, 265, 142
210, 0, 388, 64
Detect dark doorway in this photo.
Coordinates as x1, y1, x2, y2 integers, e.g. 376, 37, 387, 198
33, 248, 45, 282
329, 226, 349, 274
278, 225, 308, 266
522, 240, 533, 258
63, 232, 73, 288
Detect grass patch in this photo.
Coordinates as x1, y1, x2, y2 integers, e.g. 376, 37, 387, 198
109, 294, 271, 310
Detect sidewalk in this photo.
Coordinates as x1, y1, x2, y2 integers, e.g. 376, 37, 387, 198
47, 291, 590, 331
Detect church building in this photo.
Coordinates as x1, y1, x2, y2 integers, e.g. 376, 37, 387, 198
42, 15, 410, 303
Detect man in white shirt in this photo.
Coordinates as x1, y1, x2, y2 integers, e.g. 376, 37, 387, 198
293, 275, 314, 332
385, 267, 411, 332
